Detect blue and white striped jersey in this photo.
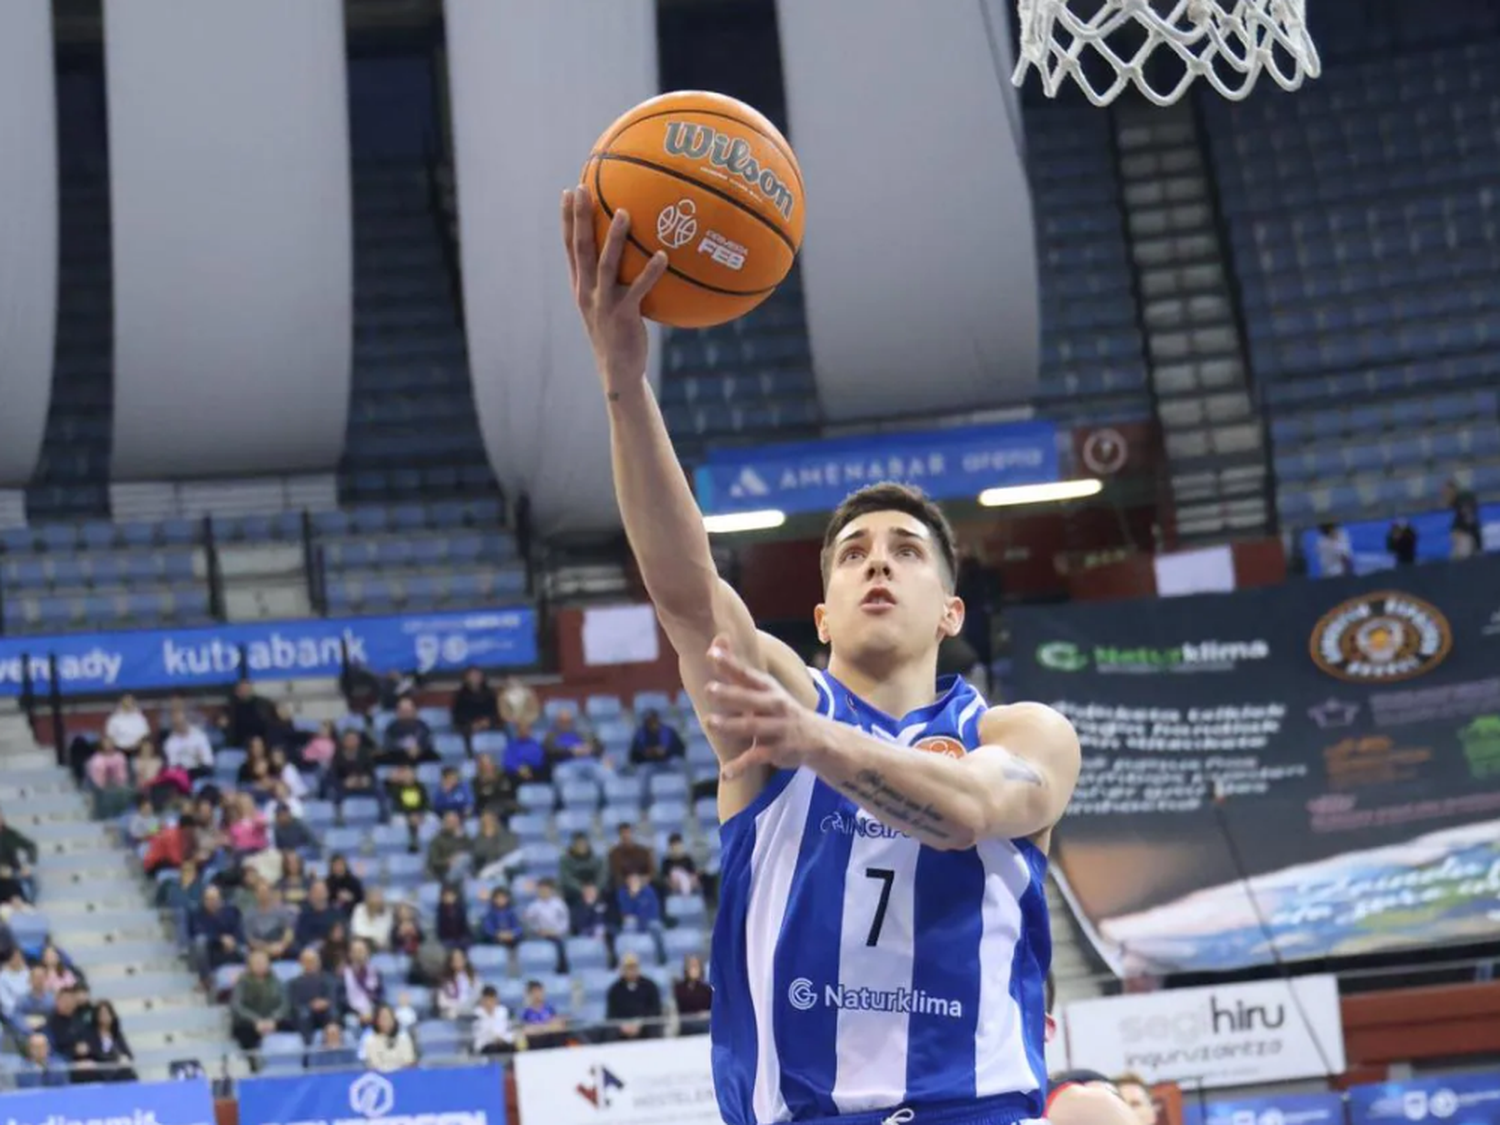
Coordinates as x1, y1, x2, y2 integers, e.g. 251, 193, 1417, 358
710, 669, 1052, 1125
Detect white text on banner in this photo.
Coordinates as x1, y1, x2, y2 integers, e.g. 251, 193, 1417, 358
1063, 975, 1346, 1089
514, 1035, 719, 1125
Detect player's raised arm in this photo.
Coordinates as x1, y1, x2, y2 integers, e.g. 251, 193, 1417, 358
561, 188, 814, 812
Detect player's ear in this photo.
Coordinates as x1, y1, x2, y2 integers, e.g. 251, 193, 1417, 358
940, 594, 964, 639
813, 602, 831, 646
1045, 1012, 1057, 1044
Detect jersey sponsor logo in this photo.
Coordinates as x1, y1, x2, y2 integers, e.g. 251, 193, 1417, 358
913, 735, 966, 759
818, 810, 906, 840
662, 121, 797, 220
787, 977, 964, 1019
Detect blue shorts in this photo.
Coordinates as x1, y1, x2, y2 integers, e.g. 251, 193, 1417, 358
779, 1093, 1045, 1125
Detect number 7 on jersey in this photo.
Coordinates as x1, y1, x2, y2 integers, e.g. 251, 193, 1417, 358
864, 867, 895, 947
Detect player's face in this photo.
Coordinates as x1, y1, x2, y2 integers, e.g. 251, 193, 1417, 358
815, 510, 963, 665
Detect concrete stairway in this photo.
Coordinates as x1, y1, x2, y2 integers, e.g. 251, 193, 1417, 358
0, 707, 236, 1080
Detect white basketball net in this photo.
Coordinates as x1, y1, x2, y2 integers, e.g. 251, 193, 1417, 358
1013, 0, 1321, 107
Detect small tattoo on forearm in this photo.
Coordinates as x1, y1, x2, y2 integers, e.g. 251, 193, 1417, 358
843, 769, 952, 840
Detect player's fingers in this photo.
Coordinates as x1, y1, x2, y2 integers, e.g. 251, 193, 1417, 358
708, 642, 769, 689
571, 188, 598, 296
721, 744, 774, 782
598, 208, 630, 293
623, 250, 669, 309
560, 190, 579, 292
708, 713, 783, 744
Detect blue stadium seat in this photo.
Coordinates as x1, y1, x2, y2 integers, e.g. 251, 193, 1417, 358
516, 784, 555, 812
615, 932, 660, 966
516, 940, 558, 976
663, 926, 706, 962
565, 936, 609, 972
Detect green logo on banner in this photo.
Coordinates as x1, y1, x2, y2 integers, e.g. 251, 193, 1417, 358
1037, 641, 1089, 671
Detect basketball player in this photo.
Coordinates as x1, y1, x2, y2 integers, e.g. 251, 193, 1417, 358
561, 188, 1081, 1125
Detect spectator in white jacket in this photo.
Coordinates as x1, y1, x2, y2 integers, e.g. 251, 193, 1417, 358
358, 1004, 417, 1071
351, 888, 395, 952
105, 695, 151, 755
471, 986, 515, 1056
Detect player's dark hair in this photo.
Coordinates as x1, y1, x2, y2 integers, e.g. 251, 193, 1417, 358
820, 482, 959, 590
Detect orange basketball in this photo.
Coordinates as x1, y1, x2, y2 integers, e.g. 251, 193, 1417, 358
582, 90, 805, 329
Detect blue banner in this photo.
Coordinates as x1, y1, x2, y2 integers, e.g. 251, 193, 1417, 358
1350, 1071, 1500, 1125
0, 607, 537, 697
0, 1075, 215, 1124
1302, 504, 1499, 576
693, 421, 1060, 516
1183, 1092, 1347, 1125
239, 1064, 506, 1125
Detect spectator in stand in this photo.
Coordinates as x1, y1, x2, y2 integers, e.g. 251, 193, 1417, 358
269, 747, 308, 803
320, 922, 351, 975
479, 887, 522, 949
431, 767, 474, 818
243, 884, 296, 961
238, 738, 271, 785
105, 694, 151, 755
134, 742, 189, 811
272, 803, 316, 854
309, 1022, 358, 1070
452, 667, 501, 735
80, 999, 135, 1083
471, 985, 515, 1056
163, 710, 215, 780
301, 721, 337, 769
0, 811, 39, 903
295, 881, 342, 952
560, 832, 606, 906
607, 822, 655, 887
342, 939, 384, 1028
629, 710, 685, 774
435, 885, 473, 949
278, 852, 311, 909
325, 732, 379, 807
325, 854, 365, 912
86, 738, 134, 818
39, 944, 77, 994
224, 679, 275, 749
288, 947, 343, 1043
127, 797, 161, 845
381, 699, 436, 765
436, 948, 480, 1019
660, 833, 701, 896
352, 887, 395, 951
13, 966, 54, 1032
192, 884, 245, 969
544, 710, 608, 781
520, 979, 567, 1050
1446, 477, 1484, 559
242, 757, 278, 804
503, 720, 547, 783
426, 811, 472, 883
46, 986, 90, 1065
523, 878, 570, 972
471, 809, 523, 882
1387, 519, 1418, 566
570, 883, 614, 948
389, 905, 425, 963
616, 872, 664, 957
161, 857, 207, 913
0, 948, 31, 1017
606, 952, 662, 1041
230, 950, 292, 1053
1314, 522, 1353, 577
142, 812, 197, 876
227, 792, 280, 883
674, 953, 712, 1035
385, 764, 431, 847
498, 677, 541, 728
358, 1003, 417, 1072
17, 1031, 68, 1089
1115, 1074, 1159, 1125
470, 754, 516, 820
340, 663, 385, 718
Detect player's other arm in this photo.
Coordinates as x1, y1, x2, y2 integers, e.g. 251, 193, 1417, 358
560, 189, 815, 804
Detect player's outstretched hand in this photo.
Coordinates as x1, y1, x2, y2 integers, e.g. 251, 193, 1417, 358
561, 186, 669, 396
706, 635, 824, 780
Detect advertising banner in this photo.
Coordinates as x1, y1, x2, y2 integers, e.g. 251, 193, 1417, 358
0, 1076, 215, 1125
238, 1064, 506, 1125
1009, 555, 1500, 973
0, 607, 537, 697
514, 1034, 720, 1125
693, 422, 1060, 516
1348, 1071, 1500, 1125
1182, 1091, 1346, 1125
1064, 976, 1345, 1089
1301, 504, 1499, 576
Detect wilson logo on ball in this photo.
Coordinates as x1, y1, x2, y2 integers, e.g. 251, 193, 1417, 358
663, 122, 797, 220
